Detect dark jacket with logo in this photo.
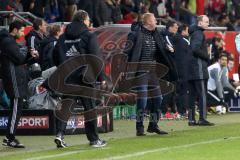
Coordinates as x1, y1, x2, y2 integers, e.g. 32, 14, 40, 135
0, 29, 29, 98
189, 25, 209, 80
53, 21, 105, 85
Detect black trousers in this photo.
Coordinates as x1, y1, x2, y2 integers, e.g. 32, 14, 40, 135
161, 82, 177, 114
207, 87, 235, 107
176, 80, 188, 115
56, 97, 99, 142
188, 79, 208, 121
6, 98, 24, 140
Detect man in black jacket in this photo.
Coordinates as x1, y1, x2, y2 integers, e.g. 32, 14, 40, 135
25, 18, 47, 53
52, 10, 107, 148
125, 13, 172, 136
40, 24, 63, 71
160, 21, 178, 115
0, 21, 39, 148
175, 24, 191, 117
188, 15, 214, 126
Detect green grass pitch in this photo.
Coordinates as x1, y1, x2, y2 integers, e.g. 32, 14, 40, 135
1, 113, 240, 160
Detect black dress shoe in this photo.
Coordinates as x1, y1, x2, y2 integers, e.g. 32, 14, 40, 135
136, 131, 146, 136
198, 120, 215, 126
147, 127, 168, 135
188, 121, 198, 126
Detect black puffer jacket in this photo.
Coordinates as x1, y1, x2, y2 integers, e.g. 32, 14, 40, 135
0, 29, 29, 98
189, 25, 209, 80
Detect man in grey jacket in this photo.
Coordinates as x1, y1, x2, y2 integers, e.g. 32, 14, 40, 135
188, 15, 214, 126
207, 54, 236, 107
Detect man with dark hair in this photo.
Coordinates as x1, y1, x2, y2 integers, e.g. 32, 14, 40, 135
26, 18, 47, 53
160, 21, 179, 116
207, 54, 236, 106
0, 21, 39, 148
188, 15, 214, 126
125, 13, 173, 136
174, 24, 191, 117
52, 10, 107, 148
25, 18, 47, 78
210, 37, 224, 64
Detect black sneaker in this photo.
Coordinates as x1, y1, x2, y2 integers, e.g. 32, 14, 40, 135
198, 120, 215, 126
54, 136, 68, 148
2, 137, 9, 146
188, 121, 198, 126
7, 139, 25, 148
136, 131, 146, 136
147, 127, 168, 135
90, 139, 107, 148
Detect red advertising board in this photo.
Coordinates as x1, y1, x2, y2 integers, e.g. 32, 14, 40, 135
17, 116, 49, 129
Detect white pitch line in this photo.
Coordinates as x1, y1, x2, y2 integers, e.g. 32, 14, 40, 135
25, 147, 110, 160
100, 136, 240, 160
25, 150, 86, 160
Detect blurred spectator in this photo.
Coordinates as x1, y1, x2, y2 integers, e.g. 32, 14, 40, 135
65, 0, 77, 22
157, 0, 167, 18
30, 0, 48, 18
57, 0, 67, 21
78, 0, 107, 27
13, 0, 24, 12
235, 32, 240, 55
0, 0, 15, 11
174, 0, 182, 20
104, 0, 122, 24
117, 12, 138, 24
210, 37, 224, 63
232, 0, 240, 18
149, 0, 160, 18
207, 0, 225, 18
196, 0, 205, 16
165, 0, 174, 18
217, 13, 235, 31
120, 0, 135, 17
227, 56, 240, 87
133, 0, 143, 13
21, 0, 35, 12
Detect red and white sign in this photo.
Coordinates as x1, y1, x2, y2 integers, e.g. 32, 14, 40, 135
67, 115, 102, 129
17, 116, 49, 129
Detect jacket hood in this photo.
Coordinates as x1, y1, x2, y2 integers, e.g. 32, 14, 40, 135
189, 25, 204, 34
0, 29, 10, 42
65, 21, 89, 39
